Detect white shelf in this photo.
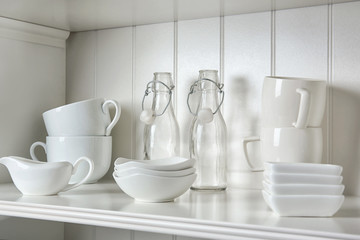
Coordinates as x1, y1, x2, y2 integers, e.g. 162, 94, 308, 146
0, 181, 359, 240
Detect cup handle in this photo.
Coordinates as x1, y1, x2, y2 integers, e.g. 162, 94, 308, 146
30, 142, 47, 161
102, 99, 121, 136
62, 157, 94, 192
293, 88, 311, 129
242, 136, 264, 172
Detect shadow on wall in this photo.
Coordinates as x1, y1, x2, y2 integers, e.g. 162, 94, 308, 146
332, 85, 360, 196
226, 76, 261, 172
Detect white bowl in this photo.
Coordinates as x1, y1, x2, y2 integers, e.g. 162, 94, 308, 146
263, 181, 345, 195
114, 166, 196, 177
114, 157, 195, 171
264, 162, 342, 176
113, 172, 196, 202
264, 172, 343, 185
262, 190, 344, 217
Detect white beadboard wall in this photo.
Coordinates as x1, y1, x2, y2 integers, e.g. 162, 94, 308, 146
66, 1, 360, 198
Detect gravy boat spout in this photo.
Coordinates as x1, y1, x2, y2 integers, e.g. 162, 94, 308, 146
0, 156, 94, 195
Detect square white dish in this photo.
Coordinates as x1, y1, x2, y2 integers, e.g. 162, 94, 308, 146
264, 162, 342, 176
262, 190, 344, 217
264, 172, 343, 185
114, 157, 195, 171
263, 181, 345, 195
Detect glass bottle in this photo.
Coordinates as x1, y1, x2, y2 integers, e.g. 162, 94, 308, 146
188, 70, 227, 191
141, 72, 180, 160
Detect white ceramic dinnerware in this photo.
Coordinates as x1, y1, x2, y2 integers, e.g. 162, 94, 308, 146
0, 156, 93, 195
264, 172, 343, 185
114, 157, 195, 171
113, 172, 197, 202
261, 76, 326, 128
263, 181, 345, 195
243, 127, 322, 171
262, 190, 344, 217
30, 136, 112, 183
43, 98, 121, 136
114, 166, 196, 177
264, 162, 343, 176
262, 162, 345, 216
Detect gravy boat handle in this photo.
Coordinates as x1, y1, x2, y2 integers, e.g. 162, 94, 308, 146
62, 157, 94, 192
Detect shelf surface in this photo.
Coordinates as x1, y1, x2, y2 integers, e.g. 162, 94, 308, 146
0, 181, 359, 240
0, 0, 359, 31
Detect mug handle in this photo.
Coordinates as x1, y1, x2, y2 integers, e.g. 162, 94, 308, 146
242, 136, 264, 172
102, 99, 121, 136
62, 157, 94, 192
30, 141, 47, 161
292, 88, 311, 129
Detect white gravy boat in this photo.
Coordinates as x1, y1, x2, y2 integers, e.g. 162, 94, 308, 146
0, 156, 94, 195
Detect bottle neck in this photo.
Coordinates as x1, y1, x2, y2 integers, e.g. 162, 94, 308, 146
197, 89, 219, 112
152, 91, 173, 115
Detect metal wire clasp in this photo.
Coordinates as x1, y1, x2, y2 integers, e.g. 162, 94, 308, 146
141, 80, 174, 117
187, 78, 225, 117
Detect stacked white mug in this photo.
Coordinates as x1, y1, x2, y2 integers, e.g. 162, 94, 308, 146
30, 98, 121, 183
243, 76, 326, 171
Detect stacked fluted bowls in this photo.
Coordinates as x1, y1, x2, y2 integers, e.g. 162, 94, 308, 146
262, 162, 345, 217
113, 157, 196, 202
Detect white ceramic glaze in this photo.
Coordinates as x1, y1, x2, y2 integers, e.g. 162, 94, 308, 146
30, 136, 112, 183
114, 157, 195, 171
0, 156, 94, 195
261, 76, 326, 128
263, 181, 345, 195
243, 127, 323, 171
114, 166, 196, 177
43, 98, 121, 136
264, 162, 343, 176
262, 190, 344, 217
264, 172, 343, 185
113, 172, 196, 202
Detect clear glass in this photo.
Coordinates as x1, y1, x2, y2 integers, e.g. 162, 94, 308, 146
143, 72, 180, 160
190, 70, 227, 191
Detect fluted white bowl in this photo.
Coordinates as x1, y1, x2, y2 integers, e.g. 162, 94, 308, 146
113, 172, 196, 202
114, 166, 196, 177
114, 157, 195, 171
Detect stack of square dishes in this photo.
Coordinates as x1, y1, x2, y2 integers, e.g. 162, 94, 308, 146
113, 157, 196, 202
262, 162, 345, 217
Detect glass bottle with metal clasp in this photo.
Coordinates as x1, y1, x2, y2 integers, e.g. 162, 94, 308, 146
140, 72, 180, 160
188, 70, 227, 191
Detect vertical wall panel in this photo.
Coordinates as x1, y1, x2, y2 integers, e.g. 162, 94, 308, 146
177, 17, 220, 158
66, 31, 96, 102
333, 1, 360, 196
275, 6, 328, 79
95, 226, 131, 240
275, 5, 329, 164
134, 22, 174, 159
0, 36, 65, 182
224, 12, 271, 188
96, 27, 133, 179
134, 231, 172, 240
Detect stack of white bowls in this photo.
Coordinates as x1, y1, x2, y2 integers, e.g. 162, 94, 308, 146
113, 157, 196, 202
262, 162, 345, 217
30, 98, 120, 184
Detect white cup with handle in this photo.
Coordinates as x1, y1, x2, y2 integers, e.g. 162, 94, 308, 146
43, 98, 121, 136
243, 127, 323, 171
262, 76, 326, 129
30, 136, 112, 183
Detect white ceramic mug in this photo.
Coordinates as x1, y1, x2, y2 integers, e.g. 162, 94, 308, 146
30, 136, 112, 183
42, 98, 121, 136
262, 76, 326, 128
243, 127, 323, 171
